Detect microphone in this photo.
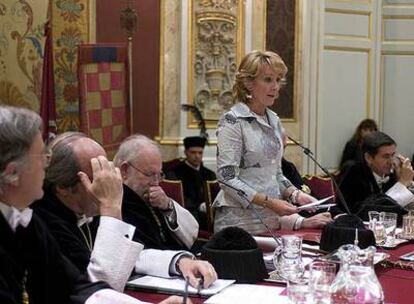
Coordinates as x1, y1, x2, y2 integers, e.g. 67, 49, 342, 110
217, 179, 282, 246
287, 135, 351, 214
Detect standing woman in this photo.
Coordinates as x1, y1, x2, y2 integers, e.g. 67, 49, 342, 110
213, 50, 318, 234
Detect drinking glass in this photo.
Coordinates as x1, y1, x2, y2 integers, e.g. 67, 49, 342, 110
287, 278, 310, 304
402, 214, 414, 239
273, 235, 304, 282
308, 261, 336, 304
368, 211, 386, 245
380, 212, 397, 245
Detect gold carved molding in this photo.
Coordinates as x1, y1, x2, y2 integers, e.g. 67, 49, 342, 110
187, 0, 245, 129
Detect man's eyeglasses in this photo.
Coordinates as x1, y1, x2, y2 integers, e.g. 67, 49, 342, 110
127, 161, 165, 181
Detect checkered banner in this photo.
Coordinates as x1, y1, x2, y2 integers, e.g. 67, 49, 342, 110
78, 44, 130, 153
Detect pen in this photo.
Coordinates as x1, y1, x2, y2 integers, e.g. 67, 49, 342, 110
197, 276, 204, 295
182, 276, 190, 304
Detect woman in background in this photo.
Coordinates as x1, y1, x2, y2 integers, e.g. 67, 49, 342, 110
213, 50, 330, 234
339, 118, 378, 169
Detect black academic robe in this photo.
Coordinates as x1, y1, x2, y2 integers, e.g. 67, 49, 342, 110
167, 161, 216, 229
32, 188, 99, 273
122, 184, 186, 250
281, 158, 305, 191
338, 161, 397, 214
339, 138, 362, 169
0, 212, 107, 304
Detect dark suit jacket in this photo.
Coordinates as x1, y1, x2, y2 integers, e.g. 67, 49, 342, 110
338, 161, 397, 214
166, 161, 216, 229
32, 188, 99, 273
0, 212, 106, 304
121, 184, 186, 250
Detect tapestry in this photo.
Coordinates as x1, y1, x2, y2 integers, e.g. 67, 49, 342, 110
0, 0, 47, 111
78, 43, 130, 153
52, 0, 90, 132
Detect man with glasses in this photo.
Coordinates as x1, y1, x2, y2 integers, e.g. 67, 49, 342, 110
0, 106, 192, 304
114, 135, 199, 251
338, 131, 414, 214
33, 132, 216, 292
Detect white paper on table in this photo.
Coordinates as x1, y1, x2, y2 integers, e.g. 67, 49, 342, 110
204, 284, 288, 304
297, 195, 335, 211
127, 276, 235, 297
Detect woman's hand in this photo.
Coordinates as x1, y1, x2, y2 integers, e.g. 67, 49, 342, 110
296, 191, 318, 206
268, 198, 298, 216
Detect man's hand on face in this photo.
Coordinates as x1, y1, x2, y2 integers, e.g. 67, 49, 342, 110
148, 186, 171, 210
397, 157, 414, 187
78, 155, 124, 219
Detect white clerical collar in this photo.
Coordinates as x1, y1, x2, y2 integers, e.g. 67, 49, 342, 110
185, 160, 200, 171
372, 171, 390, 185
0, 201, 33, 232
77, 214, 93, 227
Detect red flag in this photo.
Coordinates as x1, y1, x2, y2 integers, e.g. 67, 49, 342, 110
40, 16, 57, 142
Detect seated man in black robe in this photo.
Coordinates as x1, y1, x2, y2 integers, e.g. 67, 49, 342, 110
338, 131, 414, 214
165, 136, 216, 230
114, 135, 199, 251
33, 132, 216, 291
0, 106, 183, 304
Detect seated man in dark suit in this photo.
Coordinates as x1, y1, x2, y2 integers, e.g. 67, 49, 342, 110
0, 106, 184, 304
114, 135, 199, 251
165, 136, 216, 230
338, 131, 414, 214
33, 132, 217, 291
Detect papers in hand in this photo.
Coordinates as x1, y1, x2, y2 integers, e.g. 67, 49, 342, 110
127, 276, 235, 297
297, 195, 335, 211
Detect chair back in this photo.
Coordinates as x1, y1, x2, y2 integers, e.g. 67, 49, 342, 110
204, 180, 221, 233
162, 158, 183, 174
302, 175, 335, 200
159, 179, 185, 207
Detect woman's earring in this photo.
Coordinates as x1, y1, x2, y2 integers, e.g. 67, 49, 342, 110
246, 93, 252, 99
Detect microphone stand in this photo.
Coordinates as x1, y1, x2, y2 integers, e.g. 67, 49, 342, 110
217, 180, 282, 246
218, 180, 328, 255
287, 136, 351, 214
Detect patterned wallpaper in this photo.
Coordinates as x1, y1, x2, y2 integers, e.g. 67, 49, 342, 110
52, 0, 90, 132
0, 0, 47, 111
0, 0, 91, 133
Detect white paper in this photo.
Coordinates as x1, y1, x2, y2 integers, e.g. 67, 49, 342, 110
297, 195, 335, 211
204, 284, 287, 304
127, 276, 235, 296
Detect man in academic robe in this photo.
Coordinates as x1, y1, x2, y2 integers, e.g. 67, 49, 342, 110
114, 135, 199, 251
338, 131, 414, 214
166, 136, 216, 230
0, 105, 187, 304
33, 132, 217, 291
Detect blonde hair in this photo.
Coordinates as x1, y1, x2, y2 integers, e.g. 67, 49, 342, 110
233, 50, 287, 104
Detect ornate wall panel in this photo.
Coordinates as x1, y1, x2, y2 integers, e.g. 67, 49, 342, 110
52, 0, 91, 132
188, 0, 244, 129
0, 0, 47, 111
266, 0, 296, 120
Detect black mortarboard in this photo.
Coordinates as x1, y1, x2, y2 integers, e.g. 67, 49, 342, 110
201, 227, 269, 283
183, 136, 206, 149
320, 215, 376, 252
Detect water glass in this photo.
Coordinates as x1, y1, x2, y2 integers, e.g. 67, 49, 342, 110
273, 235, 304, 282
402, 214, 414, 239
308, 261, 336, 304
368, 211, 386, 245
380, 212, 397, 245
287, 278, 310, 304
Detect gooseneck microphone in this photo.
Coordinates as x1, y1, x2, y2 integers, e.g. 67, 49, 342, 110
287, 135, 351, 214
217, 179, 282, 246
